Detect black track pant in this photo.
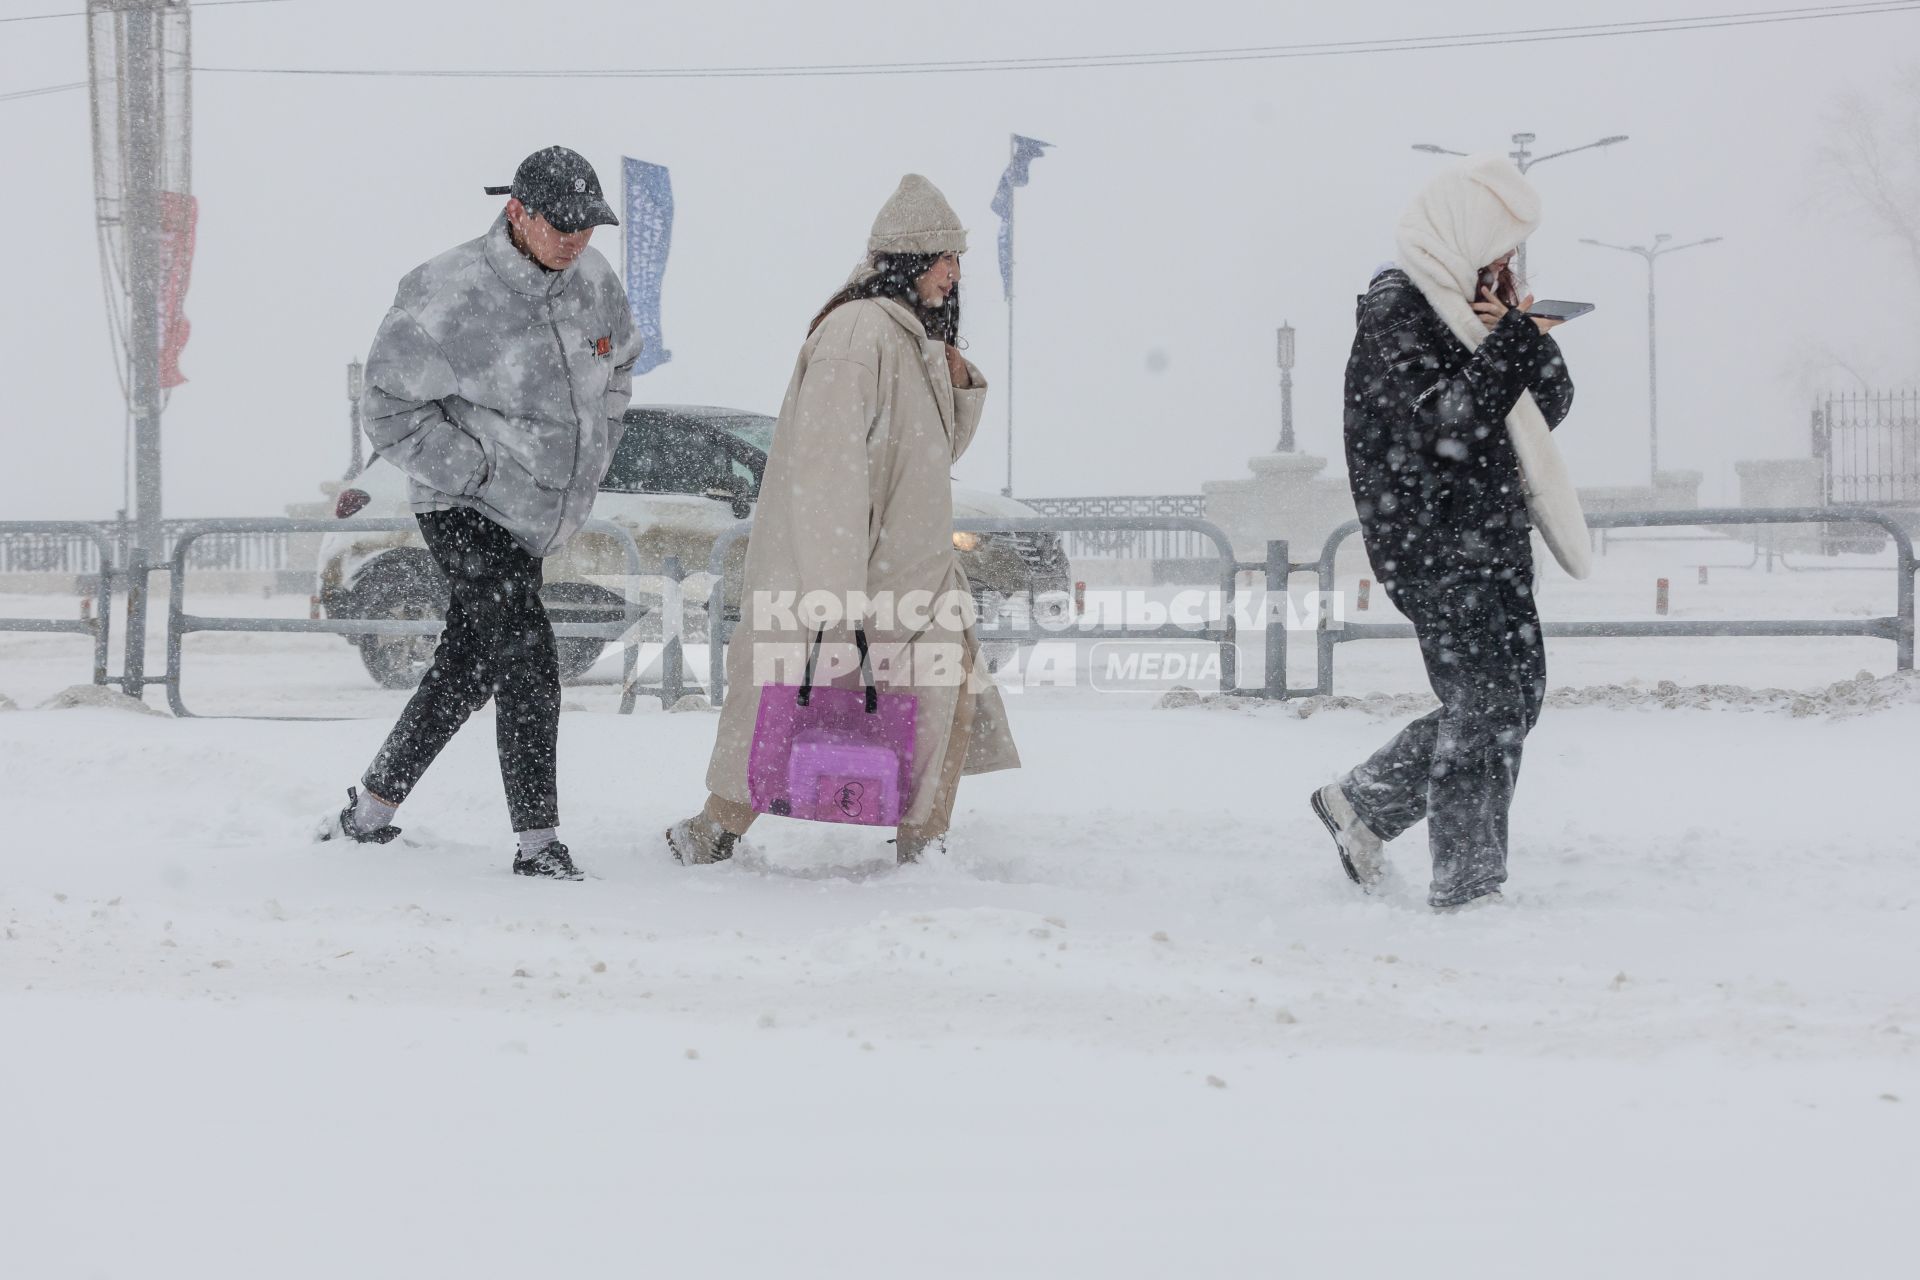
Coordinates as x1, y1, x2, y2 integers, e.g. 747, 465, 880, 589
362, 507, 561, 832
1342, 569, 1547, 908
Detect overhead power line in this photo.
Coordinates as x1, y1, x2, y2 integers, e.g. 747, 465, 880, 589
6, 0, 1914, 102
187, 2, 1919, 81
0, 0, 290, 25
2, 0, 291, 104
0, 80, 89, 102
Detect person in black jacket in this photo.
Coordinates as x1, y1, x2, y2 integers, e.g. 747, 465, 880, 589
1311, 239, 1574, 911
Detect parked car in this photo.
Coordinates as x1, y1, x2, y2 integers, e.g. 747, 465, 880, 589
317, 405, 1072, 688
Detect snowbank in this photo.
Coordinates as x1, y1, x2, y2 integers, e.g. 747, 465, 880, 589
2, 691, 1914, 1276
1190, 668, 1920, 719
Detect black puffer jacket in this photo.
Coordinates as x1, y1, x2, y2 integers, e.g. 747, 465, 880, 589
1343, 267, 1574, 592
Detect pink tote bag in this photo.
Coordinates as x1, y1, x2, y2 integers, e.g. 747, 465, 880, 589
747, 629, 918, 826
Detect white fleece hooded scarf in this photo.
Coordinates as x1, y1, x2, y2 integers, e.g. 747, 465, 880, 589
1394, 155, 1592, 580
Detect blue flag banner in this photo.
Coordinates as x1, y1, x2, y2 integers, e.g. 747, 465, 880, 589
622, 157, 674, 376
991, 135, 1052, 300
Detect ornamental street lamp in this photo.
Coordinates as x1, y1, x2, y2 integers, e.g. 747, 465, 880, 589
1580, 232, 1723, 483
1275, 322, 1296, 452
1412, 131, 1629, 281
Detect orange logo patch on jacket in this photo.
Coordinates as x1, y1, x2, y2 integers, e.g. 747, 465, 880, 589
593, 336, 612, 357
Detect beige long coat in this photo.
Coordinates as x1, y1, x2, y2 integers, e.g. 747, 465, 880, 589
705, 297, 1022, 826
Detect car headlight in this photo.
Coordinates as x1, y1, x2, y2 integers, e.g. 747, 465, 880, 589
952, 531, 983, 552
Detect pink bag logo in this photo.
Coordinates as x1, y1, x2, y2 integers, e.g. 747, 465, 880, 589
834, 782, 867, 817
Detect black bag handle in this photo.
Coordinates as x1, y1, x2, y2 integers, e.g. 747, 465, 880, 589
797, 627, 878, 713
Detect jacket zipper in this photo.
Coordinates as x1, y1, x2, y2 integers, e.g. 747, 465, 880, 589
547, 294, 588, 550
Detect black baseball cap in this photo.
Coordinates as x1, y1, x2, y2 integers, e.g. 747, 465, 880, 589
484, 145, 618, 233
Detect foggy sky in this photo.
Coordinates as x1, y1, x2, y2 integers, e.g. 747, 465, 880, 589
2, 0, 1915, 521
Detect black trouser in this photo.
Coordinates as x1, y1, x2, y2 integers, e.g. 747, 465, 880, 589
1342, 567, 1547, 908
362, 508, 561, 832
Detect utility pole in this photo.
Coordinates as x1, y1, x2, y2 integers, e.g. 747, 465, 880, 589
1274, 322, 1296, 453
1412, 131, 1629, 282
1581, 233, 1722, 482
123, 3, 165, 567
88, 0, 190, 700
113, 0, 171, 698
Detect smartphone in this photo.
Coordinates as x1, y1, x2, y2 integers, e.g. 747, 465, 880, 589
1528, 299, 1595, 322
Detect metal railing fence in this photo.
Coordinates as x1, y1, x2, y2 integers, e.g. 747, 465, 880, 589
0, 528, 113, 576
1278, 507, 1916, 699
0, 519, 296, 576
1816, 388, 1920, 507
1015, 495, 1215, 563
703, 516, 1242, 707
0, 522, 114, 685
162, 518, 655, 719
11, 506, 1915, 712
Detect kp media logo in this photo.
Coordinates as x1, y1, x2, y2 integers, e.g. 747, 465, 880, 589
1087, 643, 1227, 692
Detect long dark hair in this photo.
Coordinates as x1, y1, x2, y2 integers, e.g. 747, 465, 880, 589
809, 252, 960, 344
1480, 257, 1523, 309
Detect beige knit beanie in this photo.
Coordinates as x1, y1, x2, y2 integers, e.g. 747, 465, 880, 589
867, 174, 968, 256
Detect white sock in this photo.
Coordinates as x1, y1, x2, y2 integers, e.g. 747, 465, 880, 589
353, 788, 398, 831
517, 827, 558, 857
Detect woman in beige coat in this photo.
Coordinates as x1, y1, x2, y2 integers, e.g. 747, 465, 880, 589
666, 174, 1022, 867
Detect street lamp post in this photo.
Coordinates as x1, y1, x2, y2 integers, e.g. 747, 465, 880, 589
1412, 131, 1629, 281
1275, 322, 1296, 452
345, 359, 365, 480
1580, 233, 1723, 482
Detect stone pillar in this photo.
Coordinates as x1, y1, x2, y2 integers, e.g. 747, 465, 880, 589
1734, 459, 1823, 510
281, 484, 338, 594
1734, 458, 1831, 554
1202, 452, 1365, 572
1578, 471, 1702, 516
1650, 469, 1704, 511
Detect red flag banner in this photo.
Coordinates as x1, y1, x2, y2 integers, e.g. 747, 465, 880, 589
158, 192, 198, 390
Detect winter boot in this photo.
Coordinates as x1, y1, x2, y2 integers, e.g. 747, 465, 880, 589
665, 813, 755, 866
1310, 782, 1386, 888
513, 840, 583, 881
315, 786, 403, 845
891, 832, 947, 865
1433, 889, 1505, 914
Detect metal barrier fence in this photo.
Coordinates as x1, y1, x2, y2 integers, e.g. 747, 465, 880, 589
13, 505, 1915, 712
161, 525, 294, 573
1015, 495, 1215, 563
0, 522, 114, 685
1597, 522, 1903, 575
702, 516, 1242, 707
1816, 388, 1920, 508
0, 528, 113, 575
162, 518, 655, 719
1279, 507, 1916, 699
0, 519, 296, 576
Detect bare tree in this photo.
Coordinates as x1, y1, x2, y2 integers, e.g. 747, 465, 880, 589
1807, 69, 1920, 393
1817, 67, 1920, 284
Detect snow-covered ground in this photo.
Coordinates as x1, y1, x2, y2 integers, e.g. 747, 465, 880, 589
3, 537, 1916, 1277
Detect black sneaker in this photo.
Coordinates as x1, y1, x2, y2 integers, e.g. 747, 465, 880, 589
514, 840, 584, 881
316, 786, 402, 845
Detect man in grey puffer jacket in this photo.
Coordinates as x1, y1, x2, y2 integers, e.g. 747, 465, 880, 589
317, 146, 639, 880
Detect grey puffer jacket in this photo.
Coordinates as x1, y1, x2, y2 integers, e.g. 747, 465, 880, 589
360, 213, 640, 556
